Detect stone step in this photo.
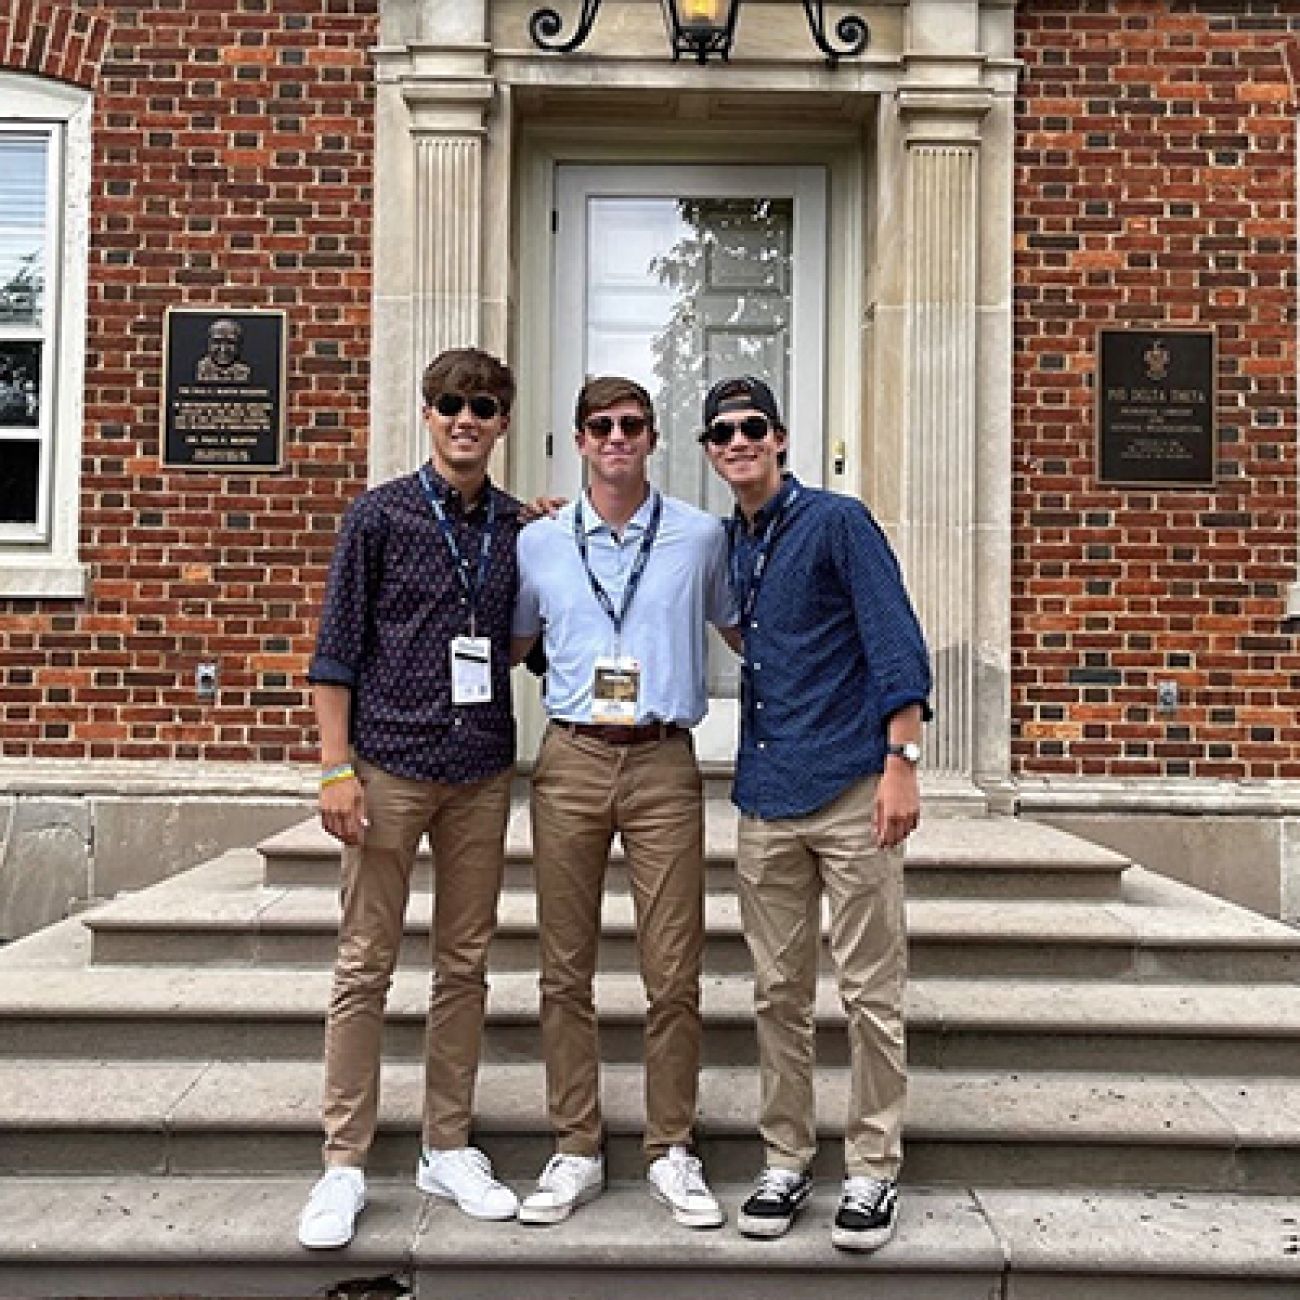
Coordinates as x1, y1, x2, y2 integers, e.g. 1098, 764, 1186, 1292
85, 853, 1300, 984
2, 1059, 1298, 1195
3, 965, 1298, 1076
258, 813, 1131, 900
0, 1177, 1296, 1299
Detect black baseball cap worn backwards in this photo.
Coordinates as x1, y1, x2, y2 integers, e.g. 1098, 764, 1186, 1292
702, 375, 784, 429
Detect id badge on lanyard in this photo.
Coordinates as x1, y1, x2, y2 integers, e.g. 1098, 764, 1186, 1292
451, 636, 492, 705
591, 655, 641, 725
419, 465, 497, 706
576, 493, 662, 727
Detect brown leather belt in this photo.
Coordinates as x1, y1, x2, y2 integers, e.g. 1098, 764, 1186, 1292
555, 720, 682, 746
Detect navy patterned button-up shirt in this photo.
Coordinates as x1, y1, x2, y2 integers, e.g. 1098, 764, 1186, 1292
308, 465, 521, 783
729, 475, 933, 820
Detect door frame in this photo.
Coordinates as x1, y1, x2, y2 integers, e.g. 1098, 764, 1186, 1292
549, 163, 828, 495
511, 131, 865, 765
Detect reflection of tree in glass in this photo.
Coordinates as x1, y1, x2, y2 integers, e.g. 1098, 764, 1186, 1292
0, 250, 43, 323
648, 198, 790, 454
0, 342, 41, 427
648, 198, 792, 697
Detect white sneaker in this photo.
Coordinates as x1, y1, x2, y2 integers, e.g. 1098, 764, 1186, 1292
416, 1146, 519, 1220
647, 1145, 725, 1228
298, 1166, 365, 1250
518, 1152, 605, 1225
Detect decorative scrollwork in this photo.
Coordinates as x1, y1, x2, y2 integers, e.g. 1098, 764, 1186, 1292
800, 2, 869, 67
529, 0, 868, 66
528, 1, 605, 54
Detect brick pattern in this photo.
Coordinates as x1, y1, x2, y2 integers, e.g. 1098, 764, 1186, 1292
0, 0, 375, 762
1014, 2, 1300, 780
4, 1, 1298, 780
0, 0, 110, 88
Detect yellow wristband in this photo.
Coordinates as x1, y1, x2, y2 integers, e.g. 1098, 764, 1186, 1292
320, 765, 356, 788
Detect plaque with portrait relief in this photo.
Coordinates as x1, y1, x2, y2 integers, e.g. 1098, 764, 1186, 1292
1096, 328, 1216, 487
162, 307, 287, 470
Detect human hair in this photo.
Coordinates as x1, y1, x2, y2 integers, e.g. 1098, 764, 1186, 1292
421, 347, 516, 414
573, 375, 654, 430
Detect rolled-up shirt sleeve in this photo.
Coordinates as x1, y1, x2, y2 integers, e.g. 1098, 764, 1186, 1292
832, 501, 934, 723
308, 499, 380, 687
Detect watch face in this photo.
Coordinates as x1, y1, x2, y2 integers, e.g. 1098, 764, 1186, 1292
891, 741, 922, 763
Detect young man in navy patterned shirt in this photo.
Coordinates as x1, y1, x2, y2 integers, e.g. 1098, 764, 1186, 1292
298, 348, 524, 1248
699, 376, 932, 1253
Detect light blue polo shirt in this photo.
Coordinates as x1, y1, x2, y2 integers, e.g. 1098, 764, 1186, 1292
514, 491, 737, 727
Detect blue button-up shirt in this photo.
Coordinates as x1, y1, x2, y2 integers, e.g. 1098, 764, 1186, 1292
308, 466, 521, 783
730, 476, 932, 820
514, 491, 736, 727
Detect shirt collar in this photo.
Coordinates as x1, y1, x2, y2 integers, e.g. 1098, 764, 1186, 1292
737, 474, 799, 537
579, 487, 656, 538
424, 462, 495, 519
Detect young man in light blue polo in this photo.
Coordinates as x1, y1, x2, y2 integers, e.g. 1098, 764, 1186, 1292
511, 375, 738, 1229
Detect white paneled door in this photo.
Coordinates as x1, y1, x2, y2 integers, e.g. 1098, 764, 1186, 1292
551, 165, 827, 761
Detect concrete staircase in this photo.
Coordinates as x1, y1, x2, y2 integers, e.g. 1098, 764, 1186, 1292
3, 798, 1300, 1297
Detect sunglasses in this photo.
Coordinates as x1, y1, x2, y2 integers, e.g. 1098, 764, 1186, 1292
431, 392, 501, 420
699, 415, 772, 447
583, 414, 650, 438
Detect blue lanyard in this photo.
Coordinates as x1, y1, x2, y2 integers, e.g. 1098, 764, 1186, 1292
418, 464, 496, 636
574, 491, 664, 641
731, 484, 799, 625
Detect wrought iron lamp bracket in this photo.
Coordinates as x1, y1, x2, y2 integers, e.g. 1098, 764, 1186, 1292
526, 1, 869, 67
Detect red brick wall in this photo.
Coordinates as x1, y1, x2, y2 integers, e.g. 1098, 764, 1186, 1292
0, 0, 376, 762
1014, 2, 1300, 779
4, 1, 1298, 780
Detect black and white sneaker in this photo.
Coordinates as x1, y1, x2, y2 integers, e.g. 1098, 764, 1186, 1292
831, 1176, 899, 1251
737, 1167, 813, 1239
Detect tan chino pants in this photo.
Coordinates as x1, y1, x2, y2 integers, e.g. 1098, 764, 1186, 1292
531, 723, 706, 1162
736, 772, 907, 1180
321, 759, 512, 1166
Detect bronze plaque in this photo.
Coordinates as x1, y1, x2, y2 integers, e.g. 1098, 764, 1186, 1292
1096, 328, 1216, 487
162, 307, 286, 470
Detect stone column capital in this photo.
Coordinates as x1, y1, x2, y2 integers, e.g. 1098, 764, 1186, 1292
400, 77, 495, 135
896, 85, 993, 146
374, 42, 496, 134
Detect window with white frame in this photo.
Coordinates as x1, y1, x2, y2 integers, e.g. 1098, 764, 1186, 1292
0, 127, 58, 541
0, 72, 90, 598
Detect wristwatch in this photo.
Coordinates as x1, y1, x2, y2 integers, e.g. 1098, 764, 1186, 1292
886, 741, 922, 765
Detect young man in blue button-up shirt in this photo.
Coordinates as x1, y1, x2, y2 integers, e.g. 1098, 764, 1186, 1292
700, 376, 932, 1253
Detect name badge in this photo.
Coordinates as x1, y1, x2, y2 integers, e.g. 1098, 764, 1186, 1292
451, 636, 492, 705
591, 656, 641, 726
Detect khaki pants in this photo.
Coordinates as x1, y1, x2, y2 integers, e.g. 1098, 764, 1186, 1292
321, 759, 512, 1166
531, 723, 705, 1162
736, 773, 907, 1180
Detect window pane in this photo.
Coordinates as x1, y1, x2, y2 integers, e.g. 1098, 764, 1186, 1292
0, 135, 48, 327
0, 342, 41, 427
585, 194, 793, 515
0, 438, 40, 524
585, 194, 795, 700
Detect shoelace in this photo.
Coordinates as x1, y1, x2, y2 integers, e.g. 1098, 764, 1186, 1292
445, 1146, 495, 1190
538, 1153, 594, 1194
662, 1148, 709, 1198
841, 1176, 890, 1215
753, 1168, 803, 1203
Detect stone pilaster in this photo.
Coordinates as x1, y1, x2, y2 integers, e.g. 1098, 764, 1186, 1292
371, 24, 494, 481
897, 89, 992, 795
